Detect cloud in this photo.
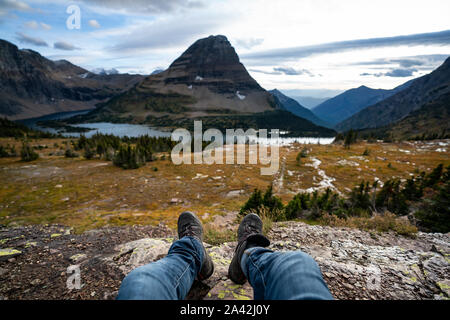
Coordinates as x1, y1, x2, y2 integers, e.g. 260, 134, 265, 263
0, 0, 32, 20
74, 0, 205, 15
54, 41, 81, 51
384, 68, 418, 77
0, 0, 31, 11
40, 22, 51, 30
273, 67, 314, 76
353, 54, 449, 69
242, 30, 450, 62
15, 32, 48, 47
234, 38, 264, 50
24, 20, 52, 30
107, 18, 220, 53
360, 68, 418, 78
25, 20, 38, 29
249, 68, 282, 75
249, 67, 314, 76
88, 19, 100, 28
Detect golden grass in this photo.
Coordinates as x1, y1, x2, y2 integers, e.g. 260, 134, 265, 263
316, 212, 418, 238
0, 137, 448, 234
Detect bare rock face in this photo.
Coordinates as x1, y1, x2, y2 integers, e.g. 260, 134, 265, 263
1, 222, 448, 300
100, 221, 449, 300
165, 35, 264, 94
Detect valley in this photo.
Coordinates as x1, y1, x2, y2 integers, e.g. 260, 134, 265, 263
1, 137, 448, 233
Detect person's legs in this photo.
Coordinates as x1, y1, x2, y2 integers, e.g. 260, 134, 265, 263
117, 211, 214, 300
228, 213, 333, 300
117, 236, 203, 300
240, 247, 333, 300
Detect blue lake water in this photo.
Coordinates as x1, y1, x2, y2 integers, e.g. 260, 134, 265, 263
18, 110, 171, 138
18, 110, 334, 143
63, 123, 172, 138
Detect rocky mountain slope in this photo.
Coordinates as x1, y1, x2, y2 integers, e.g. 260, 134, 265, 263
1, 221, 448, 300
77, 35, 335, 137
269, 89, 331, 128
336, 56, 450, 132
85, 35, 274, 120
312, 82, 411, 126
359, 91, 450, 140
0, 39, 144, 120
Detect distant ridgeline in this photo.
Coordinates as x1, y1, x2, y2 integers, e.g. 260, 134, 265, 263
335, 56, 450, 140
355, 91, 450, 141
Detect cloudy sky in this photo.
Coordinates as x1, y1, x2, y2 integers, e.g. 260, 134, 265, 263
1, 0, 450, 97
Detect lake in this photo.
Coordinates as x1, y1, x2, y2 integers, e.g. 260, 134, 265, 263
18, 110, 335, 144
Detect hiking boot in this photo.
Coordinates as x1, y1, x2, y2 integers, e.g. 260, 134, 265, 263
177, 211, 214, 281
228, 213, 270, 284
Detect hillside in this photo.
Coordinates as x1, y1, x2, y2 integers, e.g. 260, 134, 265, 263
336, 56, 450, 132
359, 91, 450, 140
0, 39, 144, 120
269, 89, 331, 128
312, 83, 411, 126
76, 35, 335, 137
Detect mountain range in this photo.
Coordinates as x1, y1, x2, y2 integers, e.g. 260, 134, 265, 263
0, 39, 144, 120
1, 34, 449, 140
312, 82, 412, 126
336, 56, 450, 132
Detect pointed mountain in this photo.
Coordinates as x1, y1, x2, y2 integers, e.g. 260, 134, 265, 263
0, 39, 144, 120
336, 56, 450, 132
88, 35, 275, 120
269, 89, 331, 127
82, 35, 336, 137
312, 83, 412, 126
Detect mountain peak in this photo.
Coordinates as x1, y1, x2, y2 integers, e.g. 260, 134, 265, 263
163, 35, 263, 94
169, 34, 239, 70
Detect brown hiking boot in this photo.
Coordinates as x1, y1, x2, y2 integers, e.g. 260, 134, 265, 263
177, 211, 214, 281
228, 213, 270, 284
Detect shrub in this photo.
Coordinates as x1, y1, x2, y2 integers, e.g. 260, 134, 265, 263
83, 145, 95, 160
239, 185, 284, 220
414, 175, 450, 233
0, 145, 9, 157
239, 163, 447, 234
20, 142, 39, 162
113, 144, 146, 169
344, 129, 357, 149
296, 147, 308, 165
239, 188, 263, 216
65, 148, 79, 158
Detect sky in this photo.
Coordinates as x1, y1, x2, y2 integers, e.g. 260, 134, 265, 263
1, 0, 450, 98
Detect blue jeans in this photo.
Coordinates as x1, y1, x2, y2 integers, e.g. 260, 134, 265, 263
117, 237, 333, 300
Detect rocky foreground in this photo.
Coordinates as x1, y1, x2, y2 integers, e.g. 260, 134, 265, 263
0, 221, 449, 300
